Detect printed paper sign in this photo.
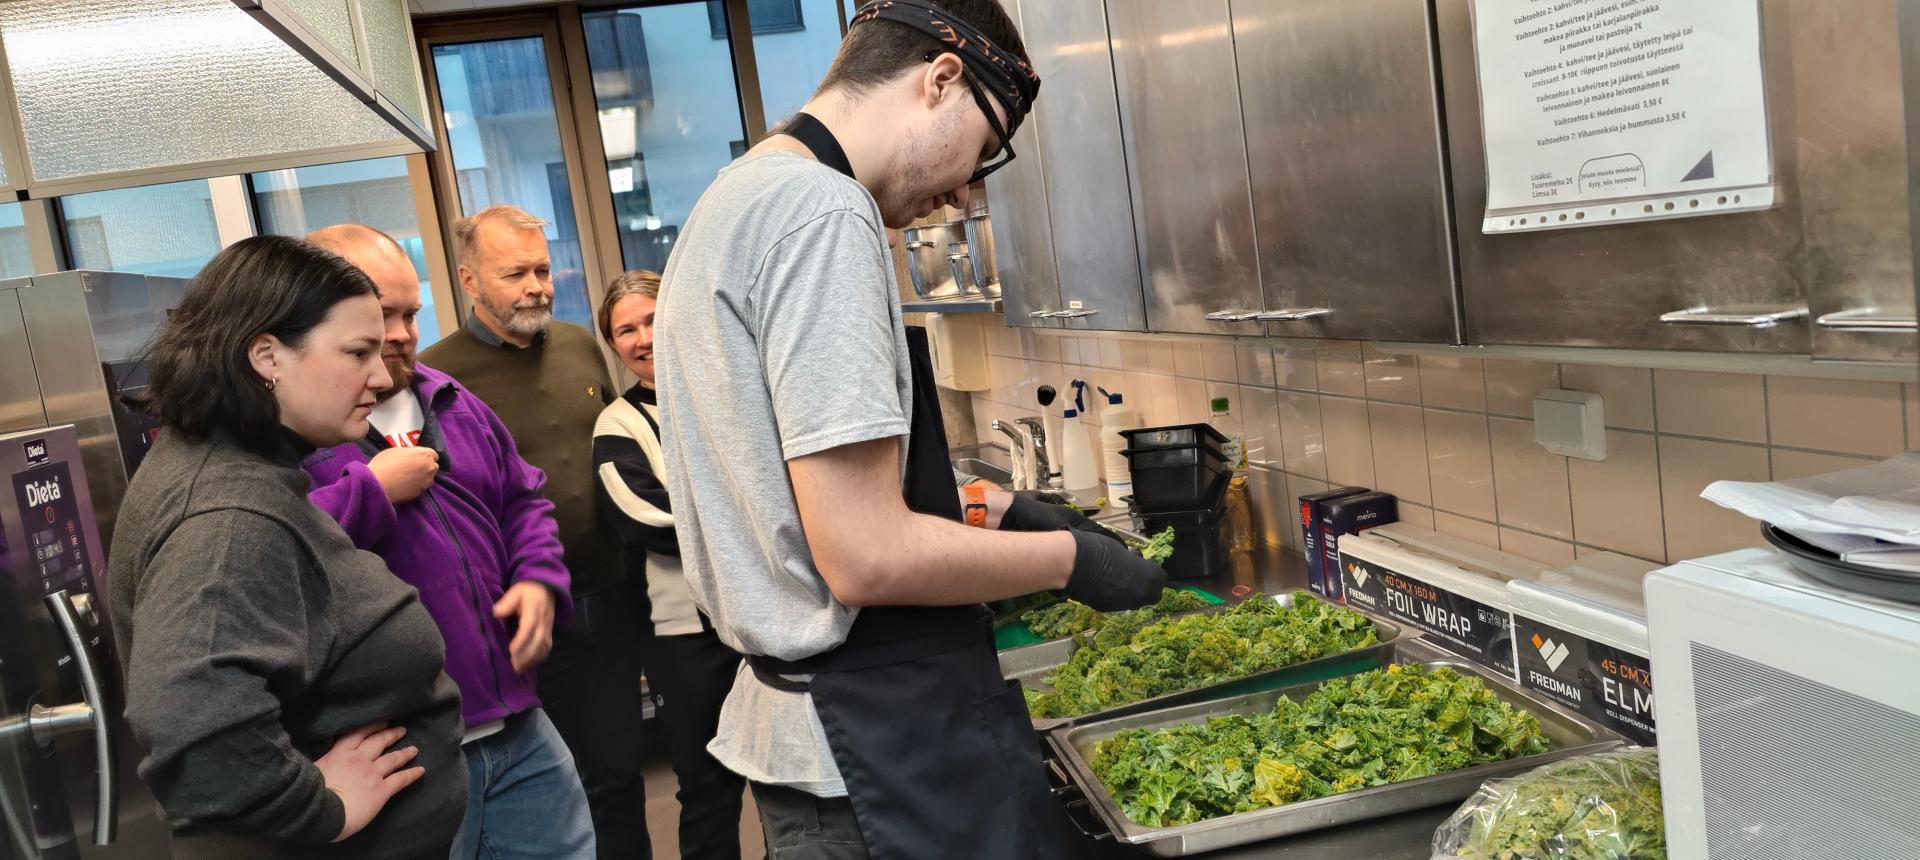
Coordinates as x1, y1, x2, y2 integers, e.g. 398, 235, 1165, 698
1472, 0, 1773, 232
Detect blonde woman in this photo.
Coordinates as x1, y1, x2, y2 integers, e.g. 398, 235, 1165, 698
591, 271, 745, 860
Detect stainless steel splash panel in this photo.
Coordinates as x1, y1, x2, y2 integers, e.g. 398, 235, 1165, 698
1797, 0, 1918, 363
1108, 0, 1264, 336
1233, 0, 1462, 344
1436, 0, 1911, 355
985, 0, 1065, 329
1024, 0, 1147, 332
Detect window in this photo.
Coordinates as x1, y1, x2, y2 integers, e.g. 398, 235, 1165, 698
706, 0, 804, 39
250, 157, 445, 347
432, 38, 596, 330
60, 180, 221, 279
749, 0, 844, 127
0, 203, 32, 279
584, 5, 749, 275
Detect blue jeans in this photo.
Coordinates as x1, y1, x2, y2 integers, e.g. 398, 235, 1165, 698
451, 708, 597, 860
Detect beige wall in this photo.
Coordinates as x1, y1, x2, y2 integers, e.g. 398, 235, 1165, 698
970, 322, 1919, 568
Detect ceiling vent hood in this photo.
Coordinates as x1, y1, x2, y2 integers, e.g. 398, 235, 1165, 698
0, 0, 434, 199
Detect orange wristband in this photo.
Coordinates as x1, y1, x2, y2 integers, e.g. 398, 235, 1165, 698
964, 482, 990, 528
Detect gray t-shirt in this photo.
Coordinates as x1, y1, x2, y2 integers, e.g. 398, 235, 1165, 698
655, 150, 911, 796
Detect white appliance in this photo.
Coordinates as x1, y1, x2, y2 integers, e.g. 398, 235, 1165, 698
1646, 548, 1920, 860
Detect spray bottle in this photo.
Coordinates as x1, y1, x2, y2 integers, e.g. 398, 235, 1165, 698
1096, 386, 1140, 509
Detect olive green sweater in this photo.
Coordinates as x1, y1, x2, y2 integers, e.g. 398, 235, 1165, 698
421, 317, 621, 597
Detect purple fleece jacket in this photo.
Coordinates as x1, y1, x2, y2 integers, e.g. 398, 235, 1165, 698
302, 362, 573, 727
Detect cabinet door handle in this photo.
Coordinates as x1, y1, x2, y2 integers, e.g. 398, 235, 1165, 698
1204, 310, 1261, 322
1028, 310, 1060, 319
1658, 306, 1808, 328
1256, 308, 1332, 321
1814, 309, 1919, 331
1053, 309, 1099, 318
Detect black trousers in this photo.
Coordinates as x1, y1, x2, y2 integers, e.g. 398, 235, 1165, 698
649, 629, 748, 860
538, 579, 652, 860
750, 782, 870, 860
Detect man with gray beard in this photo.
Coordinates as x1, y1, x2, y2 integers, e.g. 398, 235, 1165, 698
421, 204, 649, 859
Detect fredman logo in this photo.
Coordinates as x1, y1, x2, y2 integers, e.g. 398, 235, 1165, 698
23, 439, 48, 467
1348, 563, 1369, 588
1532, 633, 1571, 672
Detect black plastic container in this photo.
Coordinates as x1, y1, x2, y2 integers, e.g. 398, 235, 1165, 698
1138, 490, 1231, 581
1123, 444, 1229, 512
1120, 422, 1230, 452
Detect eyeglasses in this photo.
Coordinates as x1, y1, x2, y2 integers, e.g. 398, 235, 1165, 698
925, 52, 1017, 184
962, 70, 1017, 183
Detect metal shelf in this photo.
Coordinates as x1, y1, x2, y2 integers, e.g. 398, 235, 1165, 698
901, 296, 1003, 314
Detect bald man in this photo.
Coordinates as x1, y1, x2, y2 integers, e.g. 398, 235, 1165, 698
299, 225, 596, 860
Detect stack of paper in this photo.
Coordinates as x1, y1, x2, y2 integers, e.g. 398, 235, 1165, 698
1701, 452, 1920, 573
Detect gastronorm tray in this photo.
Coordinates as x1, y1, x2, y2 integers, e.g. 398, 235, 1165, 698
1045, 638, 1623, 856
998, 591, 1405, 731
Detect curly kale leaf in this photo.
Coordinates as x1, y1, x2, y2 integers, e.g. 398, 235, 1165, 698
1139, 526, 1177, 565
1026, 593, 1378, 718
1020, 586, 1211, 641
993, 591, 1063, 627
1023, 600, 1105, 639
1089, 664, 1553, 828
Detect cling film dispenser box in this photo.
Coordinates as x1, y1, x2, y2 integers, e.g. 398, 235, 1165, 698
1337, 528, 1535, 681
1508, 553, 1658, 745
1314, 491, 1397, 603
1298, 486, 1366, 598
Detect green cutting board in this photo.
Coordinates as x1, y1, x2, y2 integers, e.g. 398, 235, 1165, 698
992, 585, 1224, 651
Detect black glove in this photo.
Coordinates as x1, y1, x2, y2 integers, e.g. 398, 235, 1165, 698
999, 493, 1104, 535
1063, 529, 1167, 611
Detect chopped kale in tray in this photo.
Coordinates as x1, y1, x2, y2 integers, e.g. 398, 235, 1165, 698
1021, 586, 1211, 640
1089, 664, 1552, 828
1024, 593, 1378, 719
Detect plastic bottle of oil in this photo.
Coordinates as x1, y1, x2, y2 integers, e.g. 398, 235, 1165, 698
1210, 396, 1254, 553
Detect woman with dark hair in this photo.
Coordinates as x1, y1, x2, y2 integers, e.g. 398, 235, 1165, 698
107, 234, 468, 859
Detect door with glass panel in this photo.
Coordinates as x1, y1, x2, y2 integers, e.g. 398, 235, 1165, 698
419, 22, 610, 330
580, 3, 753, 276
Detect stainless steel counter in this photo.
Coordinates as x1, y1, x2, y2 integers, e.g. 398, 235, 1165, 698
1070, 541, 1455, 859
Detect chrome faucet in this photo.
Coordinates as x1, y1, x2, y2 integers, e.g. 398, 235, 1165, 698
1013, 417, 1052, 488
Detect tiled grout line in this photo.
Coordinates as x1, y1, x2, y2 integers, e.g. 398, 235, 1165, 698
1904, 383, 1910, 451
1646, 369, 1672, 564
1760, 375, 1774, 480
1481, 355, 1507, 544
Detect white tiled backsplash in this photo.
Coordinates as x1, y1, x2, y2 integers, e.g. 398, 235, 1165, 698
969, 322, 1919, 567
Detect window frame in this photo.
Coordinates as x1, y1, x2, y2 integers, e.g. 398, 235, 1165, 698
706, 0, 806, 39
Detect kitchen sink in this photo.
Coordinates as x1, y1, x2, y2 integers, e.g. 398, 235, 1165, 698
951, 443, 1015, 487
953, 457, 1014, 487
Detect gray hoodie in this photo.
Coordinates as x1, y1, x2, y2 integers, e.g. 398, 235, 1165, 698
107, 429, 466, 859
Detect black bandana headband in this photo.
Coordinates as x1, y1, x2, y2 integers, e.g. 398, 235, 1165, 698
850, 0, 1042, 134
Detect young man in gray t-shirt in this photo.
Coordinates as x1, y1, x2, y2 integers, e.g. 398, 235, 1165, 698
654, 0, 1166, 854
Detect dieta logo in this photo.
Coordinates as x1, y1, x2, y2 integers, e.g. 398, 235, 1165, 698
1531, 633, 1571, 672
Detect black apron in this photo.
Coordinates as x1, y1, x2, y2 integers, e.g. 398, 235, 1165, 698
745, 113, 1074, 859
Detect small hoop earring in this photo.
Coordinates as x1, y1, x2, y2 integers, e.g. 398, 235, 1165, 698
265, 376, 278, 392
